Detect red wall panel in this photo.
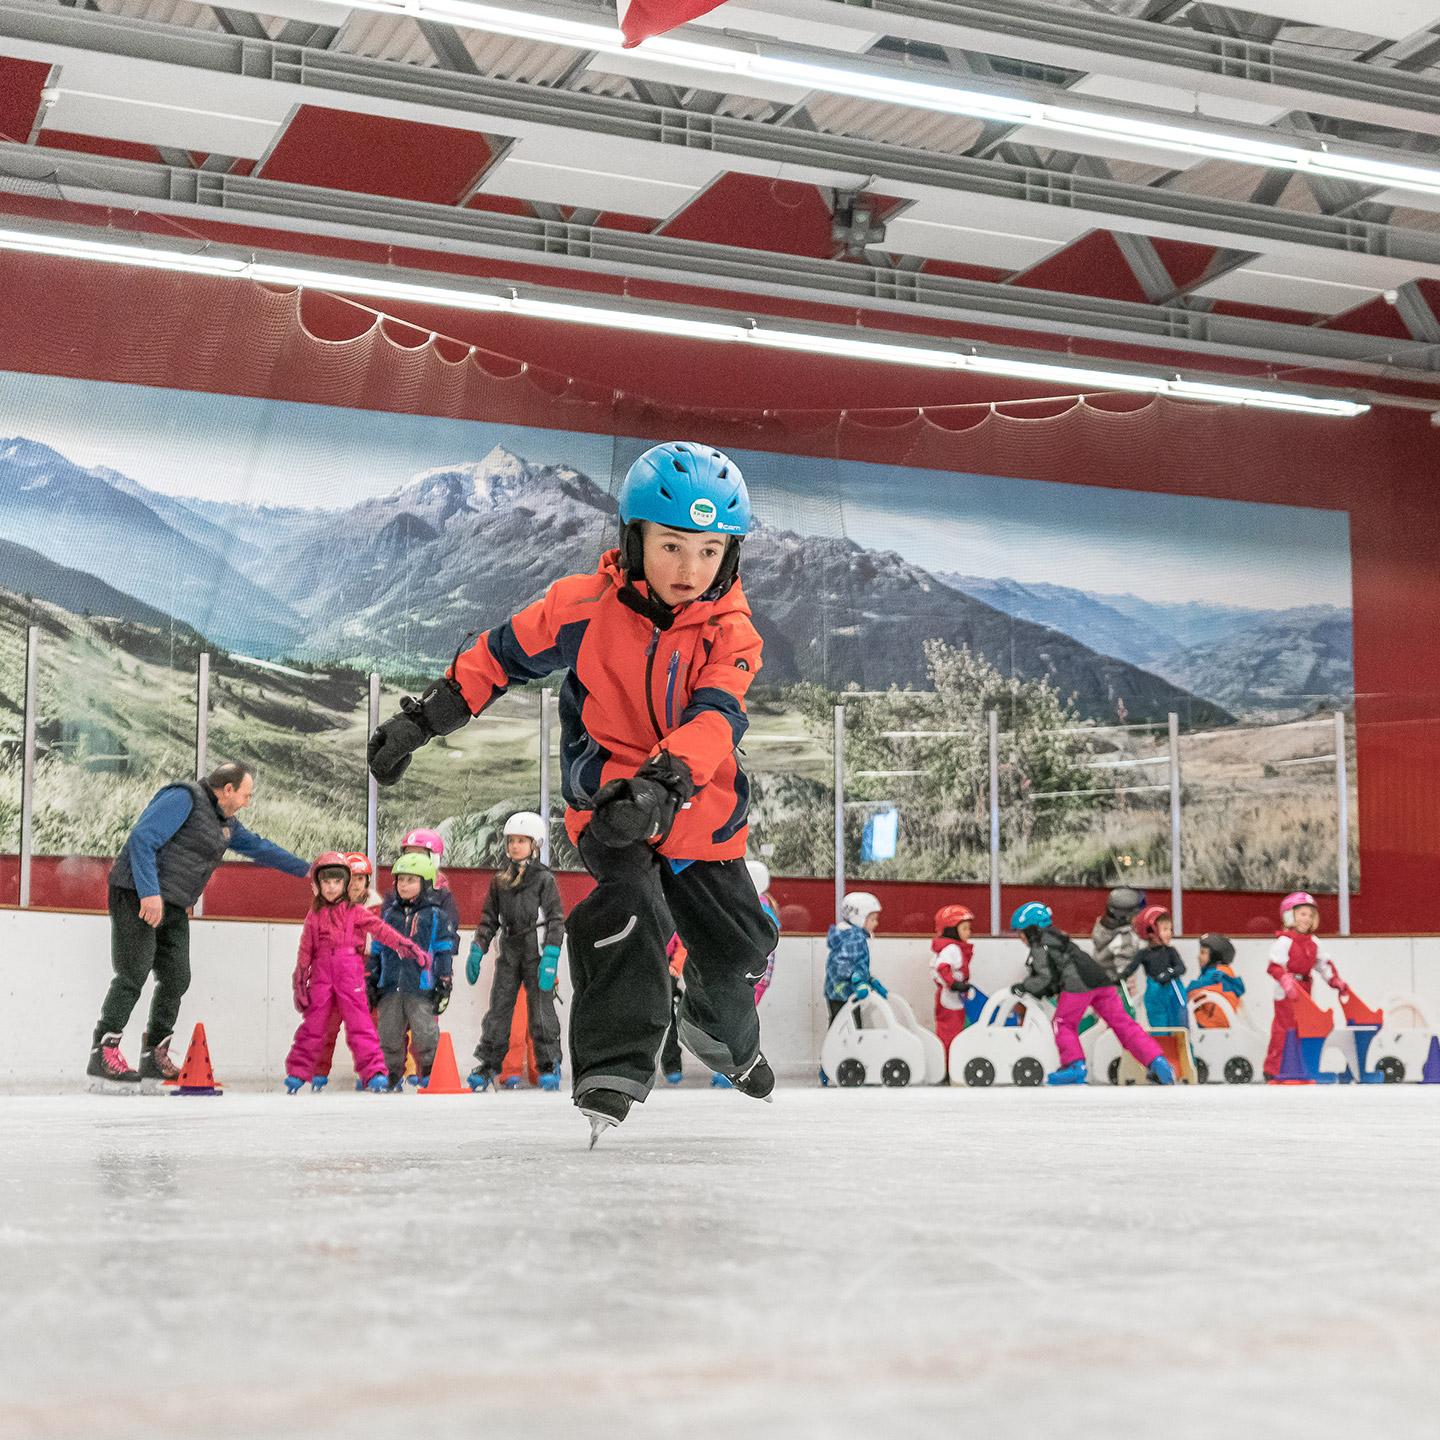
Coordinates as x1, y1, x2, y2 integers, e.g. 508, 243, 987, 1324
0, 252, 1437, 931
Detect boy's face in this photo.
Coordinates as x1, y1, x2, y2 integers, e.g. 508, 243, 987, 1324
506, 835, 535, 862
1198, 945, 1212, 968
958, 919, 973, 942
317, 873, 346, 903
1293, 903, 1319, 934
1156, 917, 1174, 945
396, 874, 422, 901
863, 911, 881, 935
347, 874, 369, 903
642, 523, 727, 606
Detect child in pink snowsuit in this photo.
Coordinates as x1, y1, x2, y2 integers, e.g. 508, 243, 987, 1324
286, 852, 430, 1093
1010, 900, 1175, 1086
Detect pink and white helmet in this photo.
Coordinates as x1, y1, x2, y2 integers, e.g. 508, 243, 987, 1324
1280, 890, 1318, 926
401, 827, 445, 859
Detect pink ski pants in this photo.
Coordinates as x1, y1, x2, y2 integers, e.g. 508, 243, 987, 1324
1053, 988, 1162, 1069
286, 951, 386, 1082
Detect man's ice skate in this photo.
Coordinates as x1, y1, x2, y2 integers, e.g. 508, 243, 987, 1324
86, 1030, 140, 1094
576, 1088, 632, 1148
726, 1052, 775, 1103
137, 1031, 180, 1094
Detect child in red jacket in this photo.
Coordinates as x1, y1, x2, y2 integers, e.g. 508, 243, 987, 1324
931, 903, 975, 1058
369, 443, 778, 1145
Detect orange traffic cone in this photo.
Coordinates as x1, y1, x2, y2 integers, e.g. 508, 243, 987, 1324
173, 1023, 223, 1096
500, 989, 539, 1087
418, 1032, 468, 1096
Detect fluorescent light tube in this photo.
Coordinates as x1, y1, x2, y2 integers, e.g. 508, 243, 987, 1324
0, 225, 1369, 417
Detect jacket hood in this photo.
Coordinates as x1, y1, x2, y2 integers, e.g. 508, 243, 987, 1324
597, 548, 752, 628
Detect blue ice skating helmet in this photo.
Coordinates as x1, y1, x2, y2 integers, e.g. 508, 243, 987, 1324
619, 442, 750, 536
1011, 901, 1053, 933
617, 442, 750, 601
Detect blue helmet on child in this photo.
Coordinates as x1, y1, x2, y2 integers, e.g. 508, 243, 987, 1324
1011, 901, 1053, 933
617, 442, 750, 601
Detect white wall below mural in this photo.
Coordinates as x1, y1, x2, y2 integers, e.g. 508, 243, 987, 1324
2, 910, 1435, 1086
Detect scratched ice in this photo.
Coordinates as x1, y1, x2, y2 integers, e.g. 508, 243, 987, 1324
1, 1086, 1438, 1440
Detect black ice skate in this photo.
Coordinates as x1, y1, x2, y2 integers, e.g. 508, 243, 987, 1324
87, 1030, 140, 1094
137, 1031, 180, 1094
727, 1052, 775, 1103
576, 1088, 632, 1149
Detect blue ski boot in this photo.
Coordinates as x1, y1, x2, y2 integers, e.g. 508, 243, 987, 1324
310, 1075, 328, 1093
283, 1075, 304, 1095
710, 1072, 734, 1089
1148, 1055, 1177, 1085
363, 1073, 389, 1093
663, 1070, 683, 1085
467, 1066, 498, 1093
538, 1064, 563, 1092
501, 1074, 524, 1090
1046, 1059, 1088, 1086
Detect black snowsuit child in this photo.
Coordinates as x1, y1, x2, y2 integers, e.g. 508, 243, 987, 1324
470, 858, 567, 1079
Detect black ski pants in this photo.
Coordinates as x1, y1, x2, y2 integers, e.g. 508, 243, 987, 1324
567, 829, 777, 1102
98, 885, 191, 1038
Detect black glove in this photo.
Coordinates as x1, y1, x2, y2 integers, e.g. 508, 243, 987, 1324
1010, 983, 1028, 996
365, 976, 381, 1011
949, 981, 971, 997
434, 976, 452, 1016
588, 751, 695, 848
367, 676, 473, 786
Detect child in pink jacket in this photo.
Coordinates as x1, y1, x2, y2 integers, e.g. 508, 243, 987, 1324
286, 852, 430, 1094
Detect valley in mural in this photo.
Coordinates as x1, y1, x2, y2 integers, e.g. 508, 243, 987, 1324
0, 373, 1357, 892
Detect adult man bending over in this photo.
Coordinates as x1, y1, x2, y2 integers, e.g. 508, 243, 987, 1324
88, 761, 309, 1091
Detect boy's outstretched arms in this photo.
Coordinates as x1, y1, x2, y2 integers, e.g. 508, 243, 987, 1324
368, 675, 473, 786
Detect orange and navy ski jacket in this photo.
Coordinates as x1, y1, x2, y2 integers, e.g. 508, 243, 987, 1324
449, 550, 762, 861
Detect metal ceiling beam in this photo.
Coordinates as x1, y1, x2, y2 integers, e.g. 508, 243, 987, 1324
1, 208, 1423, 412
8, 3, 1440, 290
748, 0, 1440, 136
3, 139, 1436, 383
1389, 281, 1440, 343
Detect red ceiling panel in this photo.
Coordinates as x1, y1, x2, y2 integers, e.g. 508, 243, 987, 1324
660, 173, 834, 257
1322, 296, 1414, 340
0, 57, 50, 145
1148, 238, 1223, 296
1010, 230, 1152, 304
259, 106, 498, 205
919, 257, 1010, 284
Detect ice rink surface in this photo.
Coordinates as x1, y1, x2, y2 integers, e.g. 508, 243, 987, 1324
3, 1085, 1439, 1440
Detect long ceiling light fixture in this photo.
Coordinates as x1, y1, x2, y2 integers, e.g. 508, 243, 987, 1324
328, 0, 1440, 199
0, 223, 1370, 417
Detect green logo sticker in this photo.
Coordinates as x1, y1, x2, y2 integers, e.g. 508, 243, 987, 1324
689, 497, 717, 526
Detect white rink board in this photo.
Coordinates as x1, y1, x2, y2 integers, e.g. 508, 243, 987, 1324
2, 909, 1437, 1085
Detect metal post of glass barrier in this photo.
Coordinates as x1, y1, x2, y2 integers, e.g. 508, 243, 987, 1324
1168, 712, 1183, 935
193, 652, 209, 917
18, 625, 38, 909
1335, 709, 1351, 936
539, 689, 553, 867
833, 704, 845, 925
366, 673, 380, 872
988, 709, 1001, 936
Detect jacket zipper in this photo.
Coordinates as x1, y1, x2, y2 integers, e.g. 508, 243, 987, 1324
644, 626, 663, 740
664, 651, 680, 730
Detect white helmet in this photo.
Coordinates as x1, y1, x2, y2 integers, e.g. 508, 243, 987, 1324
745, 859, 771, 895
841, 891, 881, 926
503, 812, 546, 845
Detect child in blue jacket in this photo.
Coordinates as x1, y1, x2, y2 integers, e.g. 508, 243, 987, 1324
370, 852, 458, 1088
825, 891, 886, 1024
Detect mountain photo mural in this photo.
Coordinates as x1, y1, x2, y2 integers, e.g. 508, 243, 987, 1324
0, 372, 1356, 893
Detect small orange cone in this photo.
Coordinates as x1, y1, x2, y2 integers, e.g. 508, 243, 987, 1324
173, 1023, 223, 1096
418, 1032, 467, 1095
501, 990, 539, 1086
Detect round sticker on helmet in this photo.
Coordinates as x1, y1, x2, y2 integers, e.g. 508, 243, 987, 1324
689, 497, 718, 527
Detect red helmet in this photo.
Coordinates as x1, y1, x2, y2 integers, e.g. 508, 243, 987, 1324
343, 852, 373, 878
1134, 904, 1171, 941
309, 851, 351, 885
935, 904, 975, 933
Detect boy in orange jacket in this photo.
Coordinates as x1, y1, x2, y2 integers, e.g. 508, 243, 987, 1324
368, 442, 778, 1145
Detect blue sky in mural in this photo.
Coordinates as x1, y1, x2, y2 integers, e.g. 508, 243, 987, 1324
3, 371, 1350, 611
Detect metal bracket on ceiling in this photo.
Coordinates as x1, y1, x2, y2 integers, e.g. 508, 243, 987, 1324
830, 189, 888, 256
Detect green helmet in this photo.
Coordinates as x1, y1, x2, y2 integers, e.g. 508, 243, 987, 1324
392, 852, 438, 883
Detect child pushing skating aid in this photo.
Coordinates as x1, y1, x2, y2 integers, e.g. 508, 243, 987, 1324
1010, 902, 1176, 1086
930, 904, 975, 1066
1264, 892, 1348, 1082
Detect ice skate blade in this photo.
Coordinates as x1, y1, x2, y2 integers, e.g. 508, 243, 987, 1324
137, 1077, 173, 1096
87, 1078, 140, 1096
585, 1114, 620, 1150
